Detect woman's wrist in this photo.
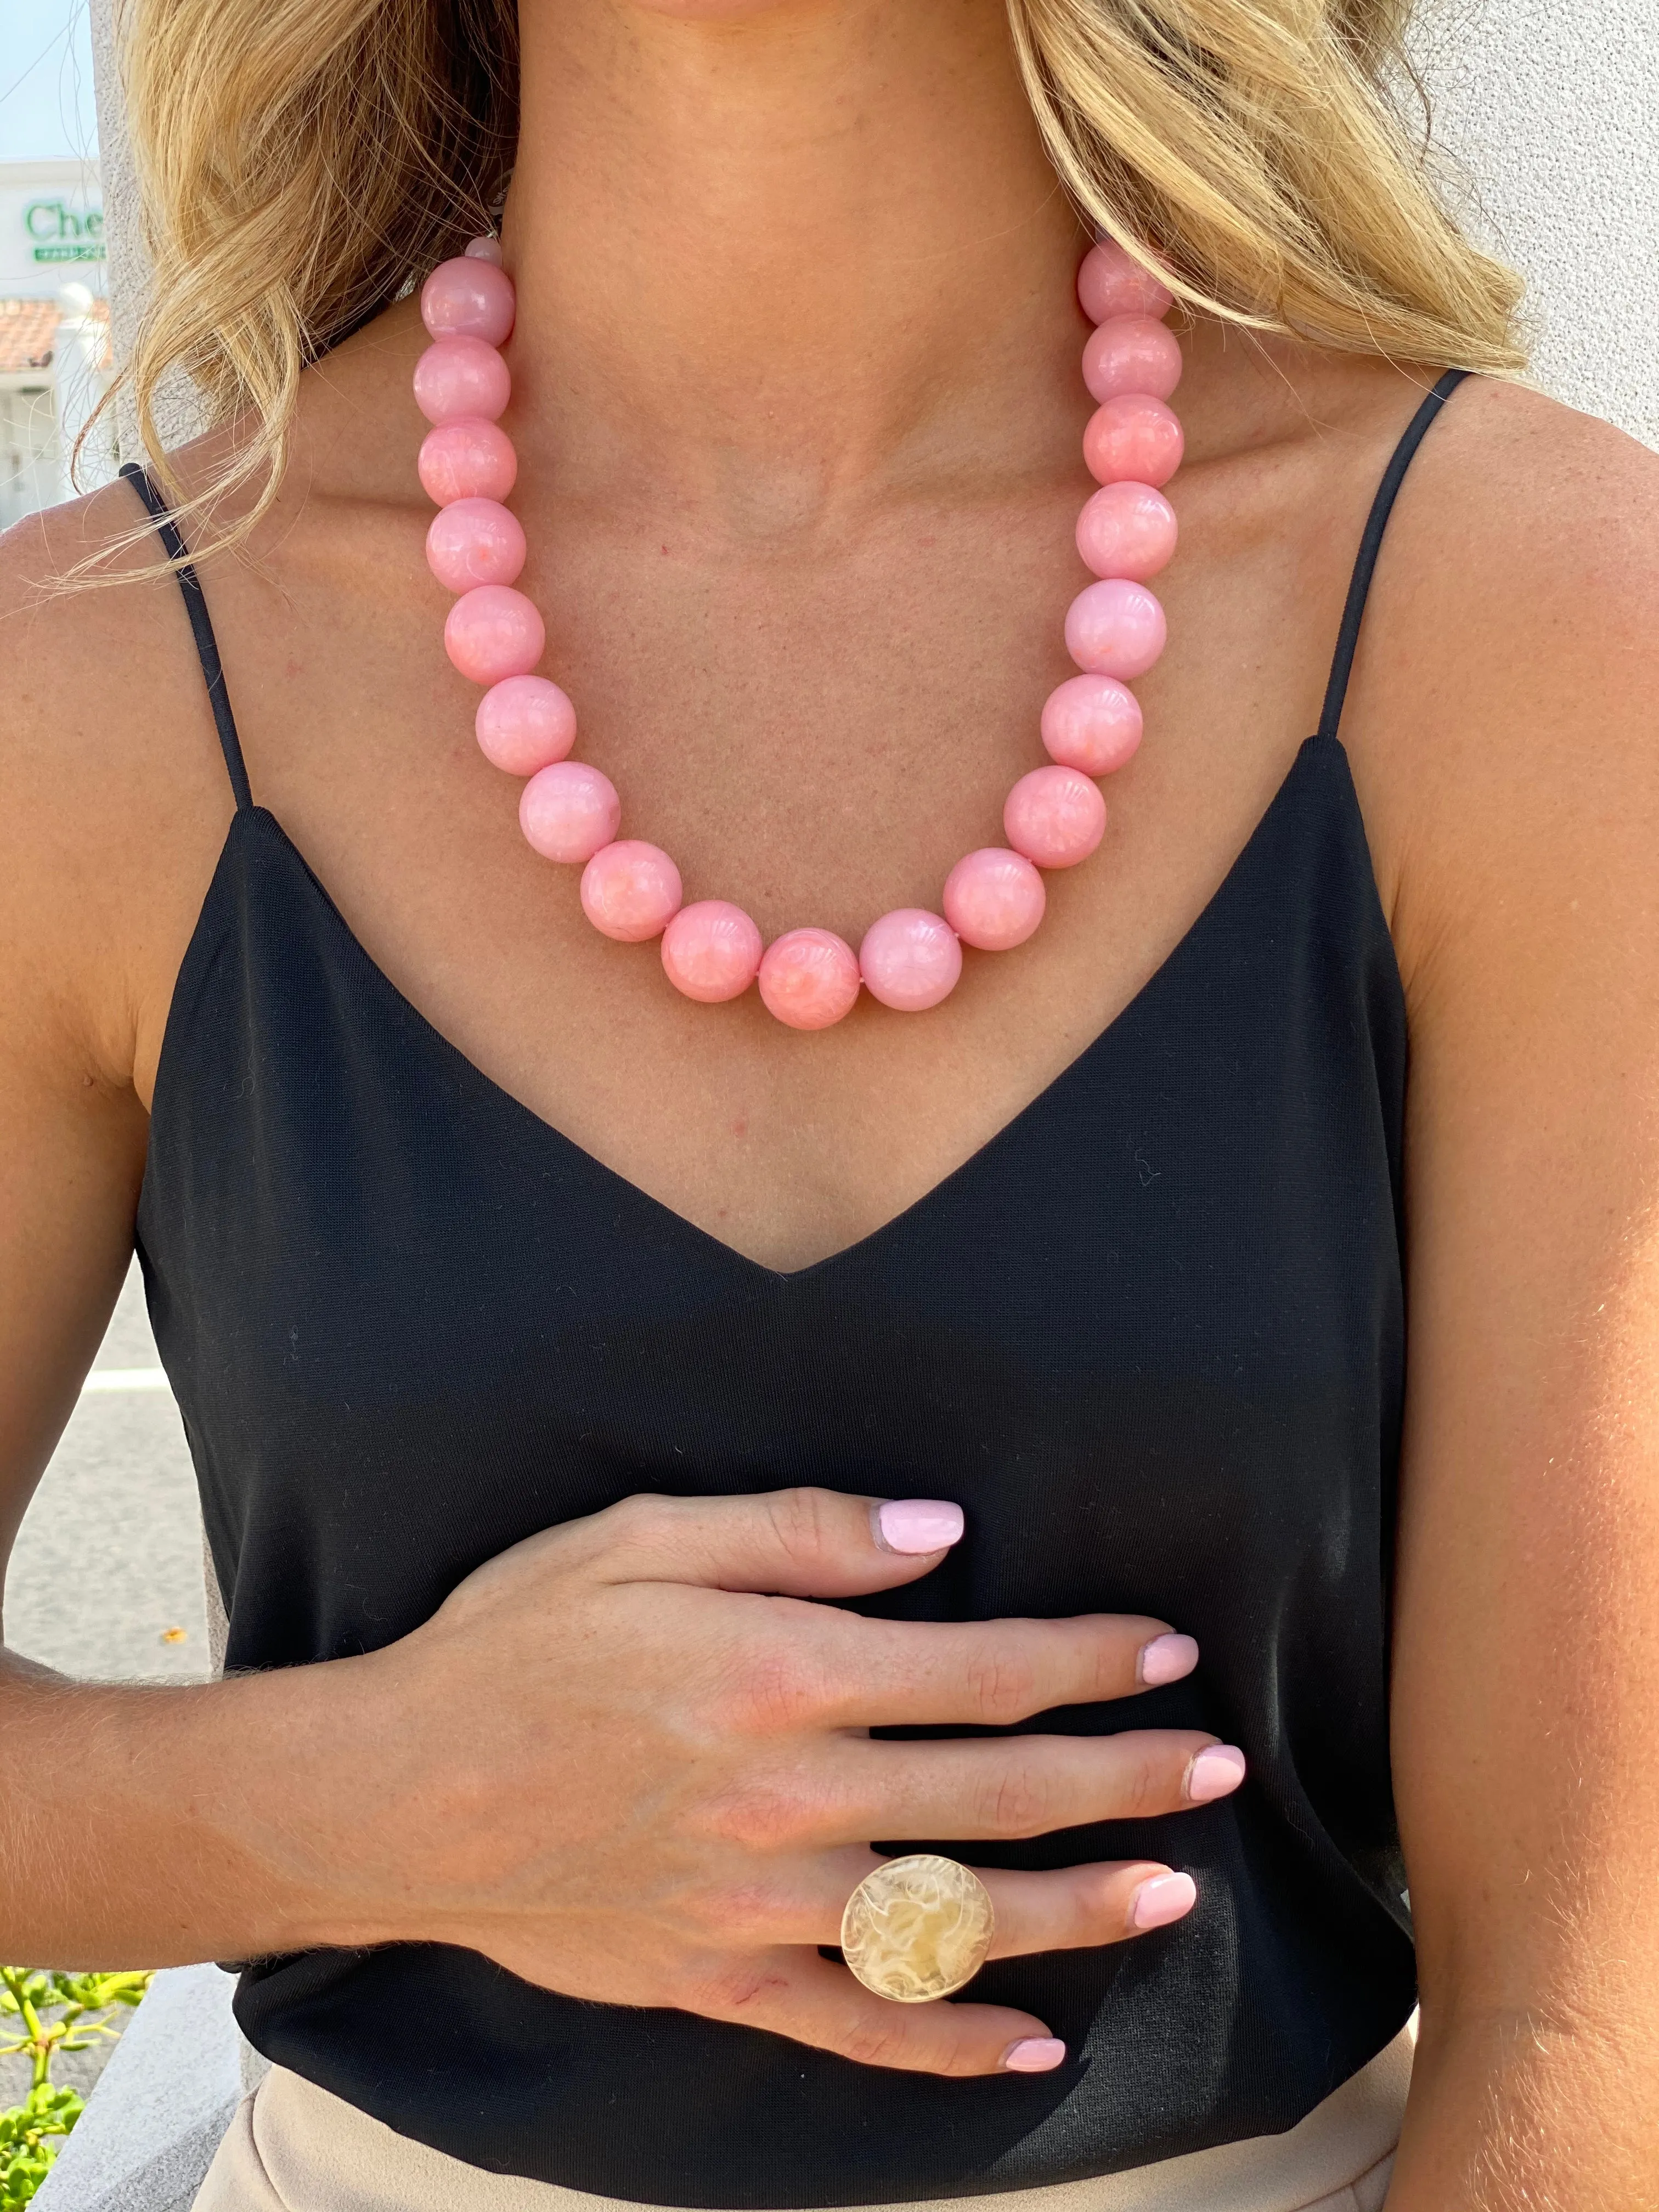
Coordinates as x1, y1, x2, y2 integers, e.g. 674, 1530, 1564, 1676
1389, 2004, 1659, 2208
0, 1643, 423, 1966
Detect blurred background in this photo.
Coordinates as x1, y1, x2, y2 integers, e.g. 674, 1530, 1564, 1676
2, 3, 205, 1717
1, 0, 113, 526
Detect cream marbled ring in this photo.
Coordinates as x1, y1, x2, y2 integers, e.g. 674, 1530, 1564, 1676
840, 1853, 996, 2002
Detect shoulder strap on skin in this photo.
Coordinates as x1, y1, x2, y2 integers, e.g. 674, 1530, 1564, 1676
1317, 368, 1472, 744
119, 461, 254, 814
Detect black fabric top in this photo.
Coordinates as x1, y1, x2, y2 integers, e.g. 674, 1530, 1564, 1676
125, 371, 1464, 2207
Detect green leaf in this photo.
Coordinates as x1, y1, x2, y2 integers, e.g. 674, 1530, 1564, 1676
0, 2081, 83, 2206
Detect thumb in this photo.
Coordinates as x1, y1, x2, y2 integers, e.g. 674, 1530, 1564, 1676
595, 1487, 964, 1598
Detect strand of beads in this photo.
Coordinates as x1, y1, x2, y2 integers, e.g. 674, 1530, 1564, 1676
414, 235, 1181, 1029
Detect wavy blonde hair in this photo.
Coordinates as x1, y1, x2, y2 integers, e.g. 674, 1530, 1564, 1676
109, 0, 1521, 560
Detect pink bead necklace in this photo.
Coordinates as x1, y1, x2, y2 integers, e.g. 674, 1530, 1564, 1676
415, 236, 1183, 1030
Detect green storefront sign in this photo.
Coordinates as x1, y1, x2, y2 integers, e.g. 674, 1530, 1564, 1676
25, 200, 106, 265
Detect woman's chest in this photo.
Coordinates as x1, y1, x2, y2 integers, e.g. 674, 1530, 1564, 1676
137, 737, 1406, 1663
167, 471, 1337, 1270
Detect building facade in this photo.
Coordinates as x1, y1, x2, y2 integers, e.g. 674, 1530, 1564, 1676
0, 158, 112, 529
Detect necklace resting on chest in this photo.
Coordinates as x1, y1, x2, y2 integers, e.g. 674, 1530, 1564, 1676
413, 238, 1184, 1029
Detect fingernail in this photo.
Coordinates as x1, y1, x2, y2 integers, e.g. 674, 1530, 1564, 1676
1130, 1871, 1198, 1930
1186, 1745, 1247, 1803
875, 1499, 965, 1554
1137, 1633, 1199, 1686
1001, 2037, 1066, 2072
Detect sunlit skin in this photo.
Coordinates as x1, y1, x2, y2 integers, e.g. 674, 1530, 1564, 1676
3, 0, 1659, 2192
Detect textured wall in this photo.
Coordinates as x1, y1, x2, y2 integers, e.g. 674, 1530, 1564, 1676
86, 0, 1657, 452
1411, 0, 1659, 449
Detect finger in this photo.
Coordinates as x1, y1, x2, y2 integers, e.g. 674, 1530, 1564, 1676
720, 1849, 1197, 1955
588, 1487, 965, 1599
686, 1946, 1066, 2077
810, 1730, 1246, 1845
806, 1610, 1198, 1728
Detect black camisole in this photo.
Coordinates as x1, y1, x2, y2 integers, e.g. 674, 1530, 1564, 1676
123, 370, 1464, 2207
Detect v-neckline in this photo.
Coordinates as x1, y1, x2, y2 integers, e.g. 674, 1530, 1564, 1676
153, 732, 1365, 1286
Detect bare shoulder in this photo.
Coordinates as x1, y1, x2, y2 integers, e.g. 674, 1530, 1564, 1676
0, 475, 235, 1091
1343, 374, 1659, 988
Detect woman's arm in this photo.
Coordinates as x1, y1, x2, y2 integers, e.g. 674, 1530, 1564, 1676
1373, 397, 1659, 2203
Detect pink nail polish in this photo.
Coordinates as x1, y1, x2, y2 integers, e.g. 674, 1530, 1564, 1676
1130, 1871, 1198, 1929
876, 1499, 965, 1554
1001, 2037, 1066, 2072
1138, 1633, 1199, 1686
1186, 1745, 1247, 1803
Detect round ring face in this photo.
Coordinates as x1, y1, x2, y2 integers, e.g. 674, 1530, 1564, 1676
840, 1854, 996, 2002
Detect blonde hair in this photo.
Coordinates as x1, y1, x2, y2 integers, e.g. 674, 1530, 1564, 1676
109, 0, 1521, 560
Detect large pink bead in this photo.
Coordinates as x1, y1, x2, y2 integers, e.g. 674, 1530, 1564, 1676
519, 761, 620, 865
758, 929, 862, 1030
426, 498, 526, 591
1064, 579, 1167, 679
1005, 765, 1107, 868
414, 336, 511, 426
1084, 394, 1184, 489
580, 840, 683, 943
1077, 240, 1175, 325
859, 909, 963, 1012
417, 419, 517, 506
1041, 674, 1143, 776
1075, 481, 1178, 582
476, 676, 576, 775
444, 584, 544, 684
420, 257, 516, 347
1082, 315, 1183, 404
661, 900, 764, 1002
942, 848, 1046, 952
465, 236, 503, 264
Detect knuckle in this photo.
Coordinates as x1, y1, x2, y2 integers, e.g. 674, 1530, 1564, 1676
765, 1487, 838, 1567
680, 1882, 772, 1943
605, 1491, 675, 1550
719, 1641, 832, 1734
699, 1770, 822, 1852
1117, 1741, 1167, 1819
685, 1958, 792, 2018
979, 1760, 1054, 1839
837, 2016, 919, 2070
966, 1641, 1040, 1724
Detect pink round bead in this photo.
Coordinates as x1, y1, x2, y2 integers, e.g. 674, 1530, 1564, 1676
444, 584, 545, 685
1077, 240, 1175, 325
1064, 579, 1167, 680
1075, 481, 1178, 582
465, 236, 504, 265
1040, 674, 1144, 776
1084, 394, 1184, 490
519, 761, 620, 865
661, 900, 764, 1002
1004, 765, 1107, 869
757, 928, 862, 1031
414, 336, 511, 426
580, 840, 684, 943
426, 497, 527, 592
475, 676, 576, 776
858, 909, 963, 1013
1082, 314, 1184, 404
941, 848, 1047, 952
420, 257, 516, 347
417, 419, 517, 506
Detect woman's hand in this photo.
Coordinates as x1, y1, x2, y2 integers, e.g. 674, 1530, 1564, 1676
362, 1486, 1243, 2075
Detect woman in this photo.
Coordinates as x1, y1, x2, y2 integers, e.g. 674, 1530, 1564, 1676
2, 0, 1657, 2198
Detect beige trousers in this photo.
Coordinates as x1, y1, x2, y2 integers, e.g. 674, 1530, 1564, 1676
192, 2021, 1413, 2212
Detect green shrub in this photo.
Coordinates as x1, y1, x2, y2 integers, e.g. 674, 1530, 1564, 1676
0, 1968, 152, 2206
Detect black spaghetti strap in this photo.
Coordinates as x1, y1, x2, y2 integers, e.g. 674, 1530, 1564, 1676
1317, 368, 1470, 743
119, 461, 253, 814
